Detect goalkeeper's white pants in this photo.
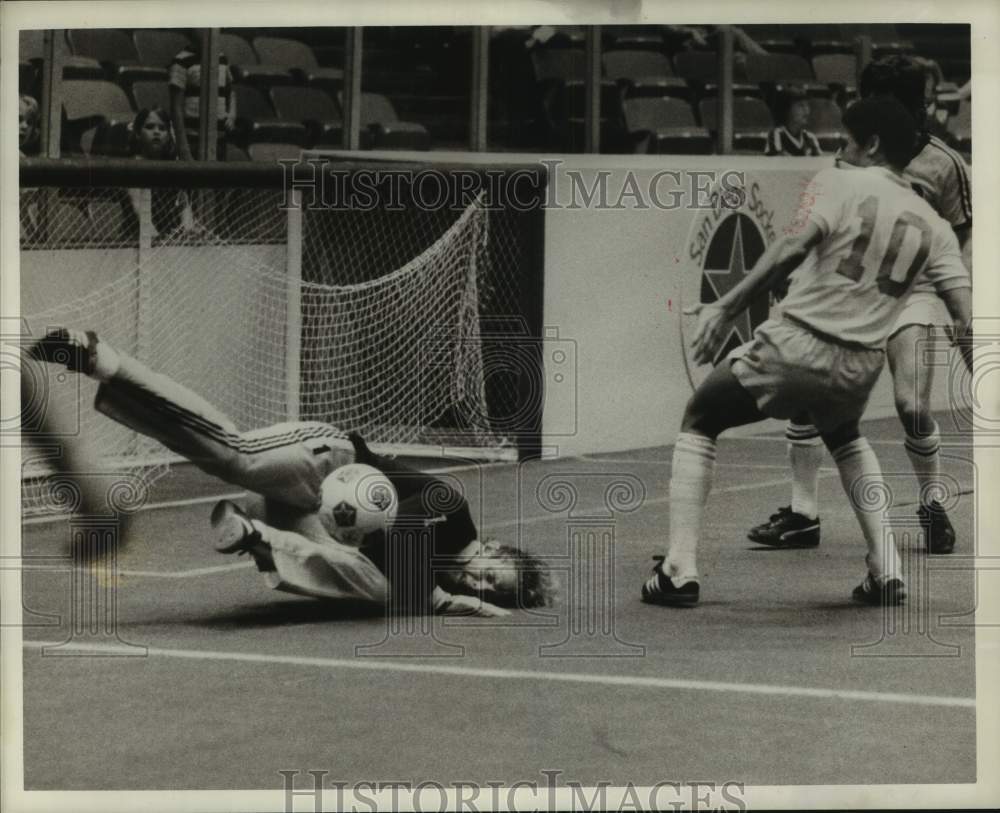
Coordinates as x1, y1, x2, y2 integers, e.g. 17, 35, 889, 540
93, 350, 387, 604
94, 351, 353, 510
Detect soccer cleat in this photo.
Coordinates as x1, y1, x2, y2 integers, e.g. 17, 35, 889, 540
640, 556, 700, 607
26, 328, 98, 375
852, 572, 907, 606
747, 505, 820, 548
210, 500, 262, 554
917, 500, 956, 555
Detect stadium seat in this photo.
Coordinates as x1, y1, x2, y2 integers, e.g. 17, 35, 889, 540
220, 32, 294, 87
806, 97, 845, 151
252, 37, 345, 91
603, 50, 688, 99
622, 97, 712, 154
739, 25, 799, 55
247, 142, 303, 162
673, 50, 722, 82
358, 92, 431, 150
744, 54, 828, 96
811, 54, 857, 91
672, 50, 758, 97
20, 29, 104, 80
61, 79, 135, 127
698, 95, 772, 151
131, 81, 170, 112
232, 85, 308, 146
270, 86, 343, 146
67, 28, 169, 84
604, 26, 665, 53
531, 47, 585, 83
547, 79, 627, 152
133, 30, 192, 70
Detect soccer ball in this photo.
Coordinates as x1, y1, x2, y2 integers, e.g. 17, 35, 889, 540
318, 463, 398, 546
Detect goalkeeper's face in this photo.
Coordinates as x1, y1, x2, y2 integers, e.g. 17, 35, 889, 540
446, 540, 518, 602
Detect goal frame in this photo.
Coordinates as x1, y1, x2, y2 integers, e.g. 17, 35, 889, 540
19, 155, 549, 464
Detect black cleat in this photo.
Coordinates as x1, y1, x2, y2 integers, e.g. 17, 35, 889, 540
26, 328, 98, 375
640, 556, 700, 607
918, 500, 956, 554
852, 573, 907, 606
210, 500, 261, 554
747, 505, 820, 548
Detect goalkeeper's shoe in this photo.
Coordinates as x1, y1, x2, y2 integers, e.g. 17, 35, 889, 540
26, 328, 98, 376
210, 500, 262, 554
917, 500, 956, 555
747, 505, 820, 548
851, 572, 907, 606
640, 556, 699, 607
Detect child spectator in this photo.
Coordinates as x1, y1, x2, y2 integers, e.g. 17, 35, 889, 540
168, 34, 236, 161
19, 94, 40, 157
764, 88, 823, 157
124, 108, 197, 238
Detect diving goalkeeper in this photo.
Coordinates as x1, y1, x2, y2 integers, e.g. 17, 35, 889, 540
24, 328, 555, 618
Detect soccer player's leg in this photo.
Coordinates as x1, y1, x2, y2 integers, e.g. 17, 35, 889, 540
28, 327, 338, 511
746, 413, 823, 548
887, 321, 955, 554
820, 420, 906, 606
641, 362, 767, 608
211, 499, 388, 604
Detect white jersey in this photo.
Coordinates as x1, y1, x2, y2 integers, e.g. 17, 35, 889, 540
905, 133, 972, 294
780, 166, 969, 349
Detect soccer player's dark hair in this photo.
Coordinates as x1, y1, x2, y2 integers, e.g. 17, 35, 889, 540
842, 95, 918, 170
859, 54, 928, 129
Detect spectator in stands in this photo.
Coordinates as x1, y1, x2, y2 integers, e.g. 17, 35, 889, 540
764, 88, 823, 157
124, 108, 197, 238
19, 94, 40, 157
19, 95, 41, 242
168, 34, 236, 161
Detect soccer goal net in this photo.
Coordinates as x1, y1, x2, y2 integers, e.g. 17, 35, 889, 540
18, 156, 547, 516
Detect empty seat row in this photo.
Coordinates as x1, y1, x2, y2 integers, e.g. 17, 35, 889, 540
55, 77, 431, 155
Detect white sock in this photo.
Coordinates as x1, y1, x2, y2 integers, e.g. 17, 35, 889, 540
832, 437, 902, 582
904, 423, 944, 508
665, 432, 717, 582
786, 422, 823, 519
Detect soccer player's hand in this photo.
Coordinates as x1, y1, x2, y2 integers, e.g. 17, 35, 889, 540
443, 594, 511, 618
684, 302, 731, 365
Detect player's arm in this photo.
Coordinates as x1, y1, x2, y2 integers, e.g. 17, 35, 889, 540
433, 586, 511, 617
926, 228, 973, 374
686, 223, 823, 365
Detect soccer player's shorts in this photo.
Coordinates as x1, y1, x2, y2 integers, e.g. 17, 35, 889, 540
728, 317, 885, 434
889, 291, 950, 339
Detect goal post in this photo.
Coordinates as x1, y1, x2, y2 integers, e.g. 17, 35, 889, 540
18, 156, 548, 515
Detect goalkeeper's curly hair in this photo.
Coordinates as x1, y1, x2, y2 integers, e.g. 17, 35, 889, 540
489, 542, 558, 608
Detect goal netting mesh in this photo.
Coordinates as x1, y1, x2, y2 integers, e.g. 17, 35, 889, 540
19, 166, 542, 516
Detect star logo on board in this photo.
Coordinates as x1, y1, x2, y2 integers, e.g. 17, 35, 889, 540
695, 212, 770, 367
703, 217, 756, 351
333, 501, 357, 528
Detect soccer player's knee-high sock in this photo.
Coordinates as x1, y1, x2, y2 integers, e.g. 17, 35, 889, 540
787, 422, 823, 519
831, 437, 902, 581
904, 421, 944, 508
665, 432, 717, 582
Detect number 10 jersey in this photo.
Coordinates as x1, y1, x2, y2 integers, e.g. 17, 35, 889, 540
780, 165, 970, 349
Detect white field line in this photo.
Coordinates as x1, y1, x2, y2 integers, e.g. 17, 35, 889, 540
20, 639, 975, 709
